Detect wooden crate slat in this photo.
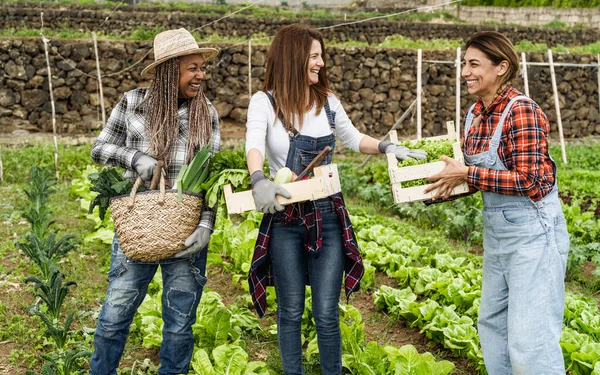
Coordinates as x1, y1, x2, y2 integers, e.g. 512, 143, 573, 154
390, 161, 446, 183
392, 181, 470, 203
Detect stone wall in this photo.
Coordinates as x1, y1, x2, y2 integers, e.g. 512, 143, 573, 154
446, 4, 600, 28
1, 37, 598, 138
2, 4, 599, 47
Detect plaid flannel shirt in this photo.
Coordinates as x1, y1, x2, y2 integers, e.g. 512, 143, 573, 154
464, 86, 555, 202
248, 193, 364, 318
91, 87, 221, 229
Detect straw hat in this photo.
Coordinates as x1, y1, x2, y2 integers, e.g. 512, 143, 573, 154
141, 28, 219, 77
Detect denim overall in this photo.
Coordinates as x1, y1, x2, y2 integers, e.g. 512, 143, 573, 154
464, 97, 570, 375
89, 239, 208, 375
267, 94, 344, 375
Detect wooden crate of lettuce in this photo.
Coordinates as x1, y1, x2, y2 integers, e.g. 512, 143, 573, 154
386, 121, 469, 203
224, 164, 342, 214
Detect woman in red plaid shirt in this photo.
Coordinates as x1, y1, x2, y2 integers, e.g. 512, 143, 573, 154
426, 31, 570, 375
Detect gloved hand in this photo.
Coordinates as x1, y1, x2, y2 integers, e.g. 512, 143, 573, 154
385, 144, 428, 161
133, 154, 158, 181
174, 226, 211, 258
251, 171, 291, 214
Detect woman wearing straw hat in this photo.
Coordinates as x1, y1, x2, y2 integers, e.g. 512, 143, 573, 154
89, 28, 220, 375
246, 24, 426, 375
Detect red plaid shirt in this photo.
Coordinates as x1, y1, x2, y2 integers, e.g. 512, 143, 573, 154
248, 193, 364, 318
464, 86, 555, 202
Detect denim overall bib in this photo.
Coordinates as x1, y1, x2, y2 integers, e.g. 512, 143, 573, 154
266, 94, 344, 375
464, 96, 569, 375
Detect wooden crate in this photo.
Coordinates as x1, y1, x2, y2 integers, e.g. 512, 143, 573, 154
387, 121, 470, 203
224, 164, 342, 214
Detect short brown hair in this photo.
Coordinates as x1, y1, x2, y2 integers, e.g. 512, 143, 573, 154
264, 24, 330, 131
466, 31, 519, 85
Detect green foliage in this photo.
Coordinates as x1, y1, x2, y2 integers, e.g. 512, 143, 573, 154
461, 0, 600, 8
25, 271, 77, 321
25, 348, 92, 375
16, 232, 76, 281
126, 26, 165, 41
16, 165, 78, 280
176, 146, 212, 195
545, 20, 568, 28
0, 27, 120, 39
379, 36, 463, 50
394, 139, 455, 188
23, 165, 57, 238
87, 167, 141, 220
1, 144, 92, 184
29, 307, 74, 350
396, 139, 455, 168
202, 169, 250, 209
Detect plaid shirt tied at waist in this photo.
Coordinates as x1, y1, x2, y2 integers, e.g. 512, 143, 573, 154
248, 193, 364, 318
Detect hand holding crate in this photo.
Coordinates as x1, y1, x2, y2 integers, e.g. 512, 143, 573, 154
224, 164, 342, 214
386, 121, 469, 203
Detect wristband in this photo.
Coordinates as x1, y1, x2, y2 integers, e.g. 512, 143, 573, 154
250, 170, 267, 186
378, 141, 393, 154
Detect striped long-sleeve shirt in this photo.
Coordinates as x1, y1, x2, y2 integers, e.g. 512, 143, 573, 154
91, 87, 220, 228
464, 86, 555, 202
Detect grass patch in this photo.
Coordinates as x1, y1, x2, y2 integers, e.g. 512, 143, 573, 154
3, 24, 599, 53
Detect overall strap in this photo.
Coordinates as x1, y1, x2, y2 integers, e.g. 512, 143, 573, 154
488, 96, 532, 156
265, 92, 297, 135
464, 103, 477, 138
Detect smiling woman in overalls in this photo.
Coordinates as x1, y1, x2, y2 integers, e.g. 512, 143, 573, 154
245, 24, 426, 375
425, 31, 570, 375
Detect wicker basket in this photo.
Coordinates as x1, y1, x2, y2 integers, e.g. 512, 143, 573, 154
109, 169, 203, 262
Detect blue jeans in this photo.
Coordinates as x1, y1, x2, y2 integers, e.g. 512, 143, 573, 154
478, 194, 569, 375
89, 236, 208, 375
270, 199, 344, 375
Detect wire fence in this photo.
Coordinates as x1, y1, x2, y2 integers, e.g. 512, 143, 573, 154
1, 0, 599, 181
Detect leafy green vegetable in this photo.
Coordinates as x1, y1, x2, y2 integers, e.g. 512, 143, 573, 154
206, 148, 248, 175
176, 146, 212, 196
88, 168, 145, 220
202, 169, 250, 208
396, 139, 455, 187
396, 139, 454, 168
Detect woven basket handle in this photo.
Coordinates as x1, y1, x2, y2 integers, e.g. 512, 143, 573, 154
149, 161, 165, 190
128, 161, 166, 208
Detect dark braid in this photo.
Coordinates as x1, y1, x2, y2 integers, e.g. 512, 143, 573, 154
144, 57, 212, 164
145, 58, 179, 164
187, 83, 211, 162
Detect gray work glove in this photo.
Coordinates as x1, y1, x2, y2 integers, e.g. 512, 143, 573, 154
251, 171, 291, 214
384, 144, 428, 161
174, 226, 211, 258
133, 153, 158, 181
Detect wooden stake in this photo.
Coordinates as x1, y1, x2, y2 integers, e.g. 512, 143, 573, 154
0, 145, 3, 183
417, 49, 422, 139
547, 49, 567, 164
42, 36, 60, 179
248, 39, 252, 99
597, 54, 600, 115
359, 99, 417, 168
521, 52, 530, 97
93, 32, 106, 127
455, 47, 461, 142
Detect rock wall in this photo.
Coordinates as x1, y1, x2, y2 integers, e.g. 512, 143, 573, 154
447, 4, 600, 28
1, 37, 598, 138
1, 4, 599, 47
